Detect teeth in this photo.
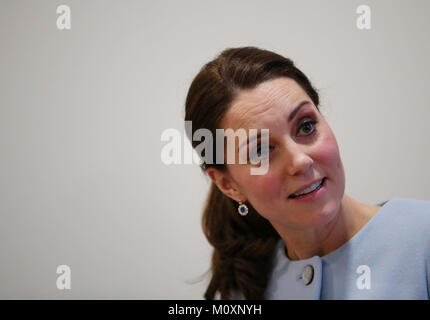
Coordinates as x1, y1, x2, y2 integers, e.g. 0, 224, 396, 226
292, 179, 323, 197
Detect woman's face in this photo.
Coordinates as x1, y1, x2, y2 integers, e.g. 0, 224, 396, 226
216, 77, 345, 229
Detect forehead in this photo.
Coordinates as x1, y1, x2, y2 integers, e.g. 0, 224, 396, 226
221, 77, 309, 130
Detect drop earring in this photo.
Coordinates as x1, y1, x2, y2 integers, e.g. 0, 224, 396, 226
237, 201, 249, 216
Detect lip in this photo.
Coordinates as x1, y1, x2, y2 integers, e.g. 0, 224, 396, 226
288, 178, 327, 201
289, 178, 325, 197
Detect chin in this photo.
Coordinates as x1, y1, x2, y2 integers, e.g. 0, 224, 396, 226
300, 204, 339, 229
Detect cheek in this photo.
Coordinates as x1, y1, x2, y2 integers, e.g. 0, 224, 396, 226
251, 175, 281, 198
238, 171, 283, 218
314, 129, 342, 171
314, 128, 345, 196
238, 171, 281, 199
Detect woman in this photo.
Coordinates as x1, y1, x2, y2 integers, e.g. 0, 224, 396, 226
184, 46, 430, 300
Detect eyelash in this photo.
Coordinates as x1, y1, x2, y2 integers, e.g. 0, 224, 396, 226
248, 117, 318, 161
297, 118, 318, 136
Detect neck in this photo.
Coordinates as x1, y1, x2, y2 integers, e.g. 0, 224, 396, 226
275, 194, 379, 261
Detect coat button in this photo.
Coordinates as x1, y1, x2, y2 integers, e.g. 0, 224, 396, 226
302, 265, 314, 285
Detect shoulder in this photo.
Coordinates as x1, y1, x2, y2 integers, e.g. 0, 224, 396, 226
379, 197, 430, 243
383, 197, 430, 220
384, 197, 430, 294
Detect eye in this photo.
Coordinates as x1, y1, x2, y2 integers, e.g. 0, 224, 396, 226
297, 118, 318, 136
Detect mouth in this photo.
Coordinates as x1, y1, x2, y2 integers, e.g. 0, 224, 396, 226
288, 177, 326, 199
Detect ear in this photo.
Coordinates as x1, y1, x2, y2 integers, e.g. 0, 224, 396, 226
206, 167, 246, 203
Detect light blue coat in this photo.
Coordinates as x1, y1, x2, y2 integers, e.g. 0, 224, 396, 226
234, 197, 430, 299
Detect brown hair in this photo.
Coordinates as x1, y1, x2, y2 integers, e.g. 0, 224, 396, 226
184, 46, 320, 299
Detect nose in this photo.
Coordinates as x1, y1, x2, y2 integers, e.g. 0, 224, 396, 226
282, 140, 314, 177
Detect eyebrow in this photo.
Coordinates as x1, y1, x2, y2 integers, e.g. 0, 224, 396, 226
238, 100, 311, 150
288, 100, 311, 122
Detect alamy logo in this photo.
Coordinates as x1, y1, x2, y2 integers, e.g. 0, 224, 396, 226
160, 121, 270, 175
56, 5, 71, 30
356, 265, 371, 290
56, 265, 71, 290
356, 5, 371, 30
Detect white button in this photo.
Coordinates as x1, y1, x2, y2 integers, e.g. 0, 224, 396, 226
302, 265, 314, 285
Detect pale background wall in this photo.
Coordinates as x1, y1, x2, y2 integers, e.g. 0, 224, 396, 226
0, 0, 429, 299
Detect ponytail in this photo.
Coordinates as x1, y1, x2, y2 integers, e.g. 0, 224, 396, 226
202, 183, 279, 299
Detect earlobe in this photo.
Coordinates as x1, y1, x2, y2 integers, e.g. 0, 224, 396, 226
205, 167, 245, 203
